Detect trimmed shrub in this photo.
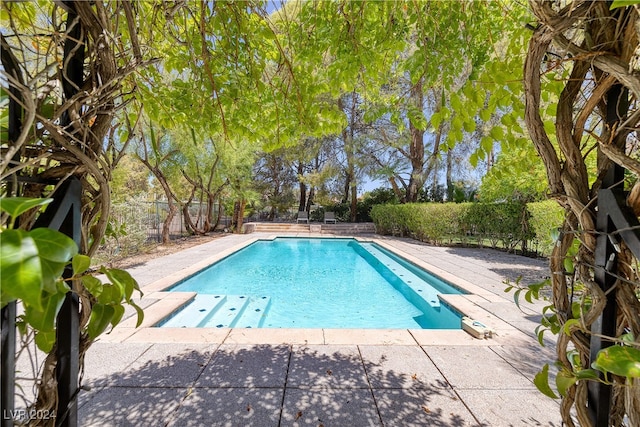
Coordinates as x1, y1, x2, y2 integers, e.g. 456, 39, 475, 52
527, 200, 565, 256
371, 203, 469, 245
372, 200, 557, 255
463, 201, 532, 250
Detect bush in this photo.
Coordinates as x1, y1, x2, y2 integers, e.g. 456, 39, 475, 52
464, 201, 532, 250
527, 200, 565, 256
371, 203, 469, 244
372, 201, 554, 254
100, 195, 151, 259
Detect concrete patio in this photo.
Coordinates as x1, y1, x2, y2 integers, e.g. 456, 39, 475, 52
78, 233, 563, 426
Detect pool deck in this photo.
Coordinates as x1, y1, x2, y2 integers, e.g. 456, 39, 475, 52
78, 233, 564, 426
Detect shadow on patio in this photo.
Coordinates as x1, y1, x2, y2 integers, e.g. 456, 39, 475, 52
78, 343, 481, 426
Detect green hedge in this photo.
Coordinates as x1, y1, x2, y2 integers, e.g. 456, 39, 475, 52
527, 200, 565, 256
371, 203, 469, 245
371, 200, 564, 256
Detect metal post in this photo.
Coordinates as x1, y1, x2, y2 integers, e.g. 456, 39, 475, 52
1, 303, 16, 427
33, 178, 82, 427
587, 84, 628, 426
1, 30, 25, 427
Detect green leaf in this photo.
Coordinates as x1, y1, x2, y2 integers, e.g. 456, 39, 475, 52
87, 304, 115, 339
489, 126, 505, 141
479, 108, 492, 121
29, 228, 78, 263
562, 318, 581, 335
534, 364, 558, 399
150, 123, 159, 157
0, 229, 43, 310
0, 197, 53, 218
481, 136, 493, 153
563, 257, 574, 274
30, 228, 77, 293
132, 302, 145, 327
555, 370, 577, 397
610, 0, 640, 9
34, 330, 56, 353
111, 304, 125, 328
592, 346, 640, 378
431, 111, 443, 130
23, 291, 66, 332
535, 325, 547, 346
104, 268, 140, 302
469, 150, 479, 168
72, 254, 91, 276
463, 119, 476, 133
575, 369, 600, 381
96, 283, 123, 305
82, 275, 103, 298
450, 92, 462, 111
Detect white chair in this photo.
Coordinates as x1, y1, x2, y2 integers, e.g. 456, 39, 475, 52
296, 211, 309, 223
324, 211, 337, 224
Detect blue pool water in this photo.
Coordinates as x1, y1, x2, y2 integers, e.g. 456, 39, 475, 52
160, 238, 463, 329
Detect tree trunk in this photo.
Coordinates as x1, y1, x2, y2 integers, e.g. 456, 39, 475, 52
405, 76, 425, 202
342, 170, 352, 204
139, 159, 178, 244
213, 198, 223, 231
233, 198, 246, 233
162, 197, 177, 244
446, 149, 454, 201
350, 181, 357, 222
306, 186, 315, 212
297, 162, 307, 212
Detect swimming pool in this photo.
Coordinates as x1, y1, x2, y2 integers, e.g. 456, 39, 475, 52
158, 238, 463, 329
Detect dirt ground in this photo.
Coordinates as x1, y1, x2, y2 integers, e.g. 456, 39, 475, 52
104, 233, 226, 269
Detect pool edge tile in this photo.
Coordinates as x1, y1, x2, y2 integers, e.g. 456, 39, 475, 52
323, 329, 417, 345
411, 329, 488, 346
124, 327, 230, 344
225, 328, 325, 345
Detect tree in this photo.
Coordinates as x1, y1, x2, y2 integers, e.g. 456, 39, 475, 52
135, 122, 185, 244
478, 144, 548, 202
111, 154, 151, 201
253, 149, 297, 220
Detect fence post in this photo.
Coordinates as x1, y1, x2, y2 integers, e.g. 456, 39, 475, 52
33, 178, 82, 427
1, 27, 23, 427
587, 84, 628, 426
1, 303, 16, 427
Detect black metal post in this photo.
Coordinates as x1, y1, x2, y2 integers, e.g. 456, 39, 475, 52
1, 31, 25, 427
43, 3, 85, 425
1, 303, 17, 427
587, 84, 628, 426
33, 178, 82, 427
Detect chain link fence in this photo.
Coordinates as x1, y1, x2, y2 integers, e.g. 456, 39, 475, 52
101, 198, 227, 258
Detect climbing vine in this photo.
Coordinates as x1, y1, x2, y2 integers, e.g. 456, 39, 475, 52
522, 1, 640, 425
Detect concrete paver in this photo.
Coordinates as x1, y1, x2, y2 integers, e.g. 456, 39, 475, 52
374, 388, 477, 427
78, 387, 186, 426
359, 345, 445, 390
287, 345, 369, 389
75, 233, 563, 426
166, 388, 284, 427
282, 388, 381, 426
196, 344, 290, 388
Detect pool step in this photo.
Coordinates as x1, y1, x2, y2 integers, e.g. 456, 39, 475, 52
160, 295, 271, 328
231, 296, 271, 328
160, 294, 227, 327
359, 243, 441, 308
201, 295, 271, 328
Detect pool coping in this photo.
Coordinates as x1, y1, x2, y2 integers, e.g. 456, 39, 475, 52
101, 234, 534, 347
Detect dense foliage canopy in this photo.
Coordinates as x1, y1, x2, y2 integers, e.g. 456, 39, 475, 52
2, 1, 639, 425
